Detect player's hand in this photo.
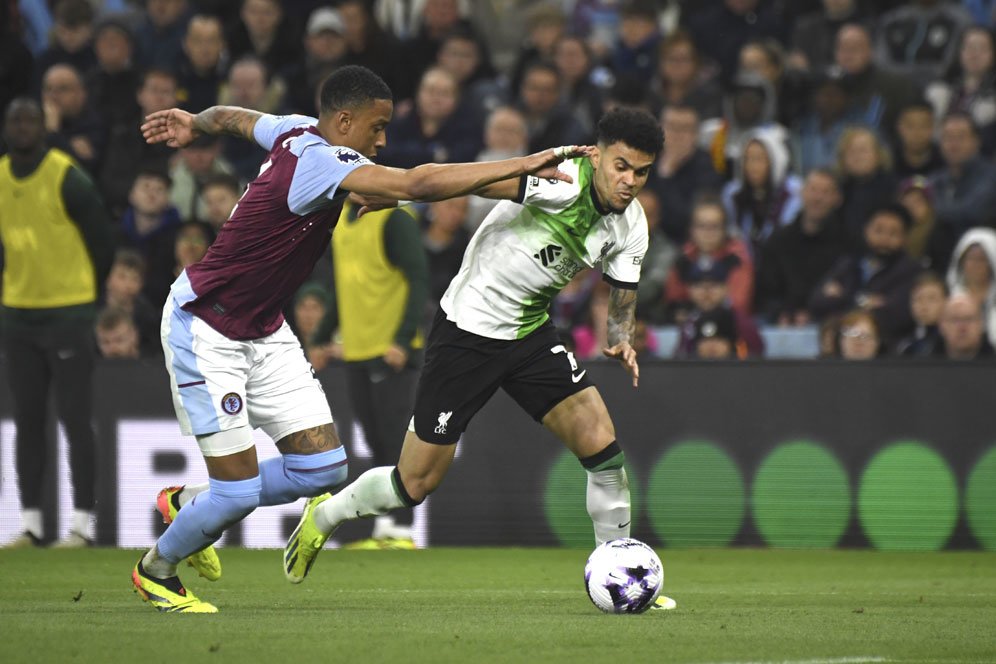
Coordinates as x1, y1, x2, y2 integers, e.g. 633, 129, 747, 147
142, 108, 200, 148
524, 145, 595, 184
383, 344, 408, 371
350, 191, 399, 217
603, 342, 639, 388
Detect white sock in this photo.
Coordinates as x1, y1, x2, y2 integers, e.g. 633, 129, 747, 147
142, 545, 177, 579
178, 484, 208, 508
371, 516, 395, 540
71, 509, 94, 540
586, 466, 631, 545
314, 467, 405, 535
22, 509, 42, 539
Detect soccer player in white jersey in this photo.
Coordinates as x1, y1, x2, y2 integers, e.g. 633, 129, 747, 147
130, 65, 589, 613
283, 107, 677, 610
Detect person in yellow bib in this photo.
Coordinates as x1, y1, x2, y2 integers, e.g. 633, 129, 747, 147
309, 200, 429, 549
0, 98, 114, 548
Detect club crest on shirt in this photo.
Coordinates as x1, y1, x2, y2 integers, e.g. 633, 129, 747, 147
221, 392, 244, 415
334, 148, 363, 164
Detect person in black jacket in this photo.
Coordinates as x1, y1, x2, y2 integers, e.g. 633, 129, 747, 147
756, 168, 848, 326
809, 203, 922, 347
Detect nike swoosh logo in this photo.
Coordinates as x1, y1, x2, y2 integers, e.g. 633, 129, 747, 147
617, 521, 630, 529
572, 370, 587, 383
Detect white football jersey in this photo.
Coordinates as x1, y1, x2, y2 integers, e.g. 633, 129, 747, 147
439, 157, 648, 340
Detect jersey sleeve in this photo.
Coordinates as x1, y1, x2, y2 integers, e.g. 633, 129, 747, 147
252, 114, 318, 150
516, 158, 582, 211
602, 205, 649, 289
287, 145, 373, 215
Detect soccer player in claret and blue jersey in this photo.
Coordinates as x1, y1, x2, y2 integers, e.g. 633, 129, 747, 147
283, 107, 677, 610
131, 65, 590, 613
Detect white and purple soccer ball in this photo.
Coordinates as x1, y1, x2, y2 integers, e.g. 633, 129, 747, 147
584, 538, 663, 614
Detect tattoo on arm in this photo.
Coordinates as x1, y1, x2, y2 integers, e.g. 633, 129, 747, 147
193, 106, 262, 142
607, 286, 637, 347
276, 424, 340, 455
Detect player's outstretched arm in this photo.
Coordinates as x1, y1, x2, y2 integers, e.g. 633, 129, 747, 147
603, 286, 640, 388
340, 145, 593, 204
141, 106, 263, 148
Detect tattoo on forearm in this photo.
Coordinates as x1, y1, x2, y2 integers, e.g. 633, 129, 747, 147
276, 424, 340, 455
193, 106, 261, 141
607, 287, 637, 347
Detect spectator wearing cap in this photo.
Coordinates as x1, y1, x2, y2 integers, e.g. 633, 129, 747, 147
792, 65, 862, 174
721, 126, 802, 260
169, 133, 237, 223
119, 169, 183, 308
789, 0, 866, 74
134, 0, 192, 70
926, 26, 996, 156
99, 68, 178, 218
686, 308, 739, 359
946, 226, 996, 348
41, 63, 104, 175
810, 203, 923, 347
35, 0, 96, 82
646, 104, 722, 244
931, 112, 996, 234
226, 0, 301, 78
284, 7, 348, 115
177, 14, 227, 114
933, 292, 996, 360
86, 18, 140, 130
896, 271, 947, 357
892, 102, 944, 180
665, 195, 754, 320
836, 308, 882, 360
756, 168, 847, 326
674, 261, 764, 359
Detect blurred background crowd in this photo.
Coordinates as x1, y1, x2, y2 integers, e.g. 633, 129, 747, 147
5, 0, 996, 363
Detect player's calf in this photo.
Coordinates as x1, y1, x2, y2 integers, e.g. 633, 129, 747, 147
581, 441, 631, 545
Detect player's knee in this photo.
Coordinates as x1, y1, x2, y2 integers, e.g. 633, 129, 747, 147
287, 462, 349, 497
207, 476, 262, 525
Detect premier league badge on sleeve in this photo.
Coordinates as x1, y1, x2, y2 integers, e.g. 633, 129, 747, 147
221, 392, 244, 415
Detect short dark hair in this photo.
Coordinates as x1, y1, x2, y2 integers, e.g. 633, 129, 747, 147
113, 248, 146, 276
201, 173, 242, 196
868, 203, 913, 231
596, 107, 664, 156
913, 270, 948, 295
96, 306, 137, 332
319, 65, 393, 114
941, 110, 981, 138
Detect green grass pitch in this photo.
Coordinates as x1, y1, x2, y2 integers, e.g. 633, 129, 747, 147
1, 547, 994, 663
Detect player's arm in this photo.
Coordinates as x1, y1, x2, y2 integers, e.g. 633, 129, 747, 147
141, 106, 263, 148
472, 177, 524, 201
603, 285, 640, 388
339, 146, 591, 203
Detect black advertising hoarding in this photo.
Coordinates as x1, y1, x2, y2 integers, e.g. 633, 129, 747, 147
1, 360, 993, 551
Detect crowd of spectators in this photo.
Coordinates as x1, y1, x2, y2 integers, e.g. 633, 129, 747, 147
4, 0, 996, 363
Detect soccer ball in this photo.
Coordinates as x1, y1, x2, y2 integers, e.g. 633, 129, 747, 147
584, 538, 663, 614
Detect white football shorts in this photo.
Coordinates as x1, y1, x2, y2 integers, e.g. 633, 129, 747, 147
161, 290, 333, 451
